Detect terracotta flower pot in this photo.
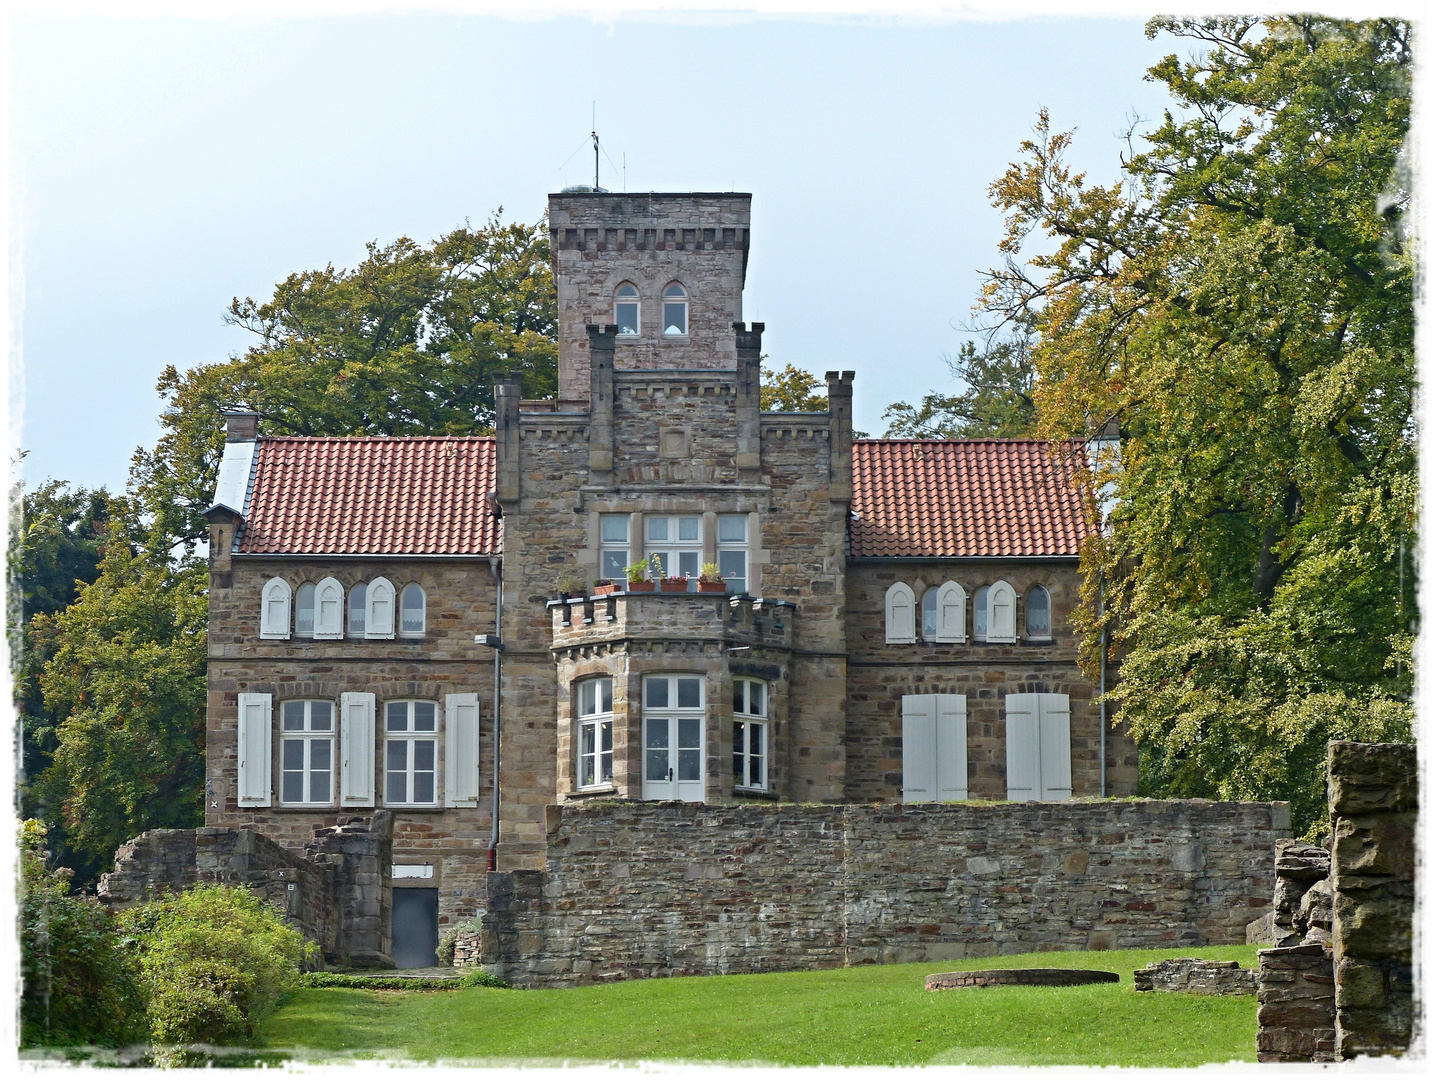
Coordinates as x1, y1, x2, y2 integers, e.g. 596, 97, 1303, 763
697, 581, 726, 593
659, 578, 690, 593
626, 580, 655, 592
593, 583, 620, 597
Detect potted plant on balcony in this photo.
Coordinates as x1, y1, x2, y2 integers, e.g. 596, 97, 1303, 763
697, 562, 726, 593
659, 573, 690, 593
556, 570, 586, 601
624, 558, 655, 592
592, 578, 619, 597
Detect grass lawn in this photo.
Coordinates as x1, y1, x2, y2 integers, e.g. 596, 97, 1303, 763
259, 944, 1261, 1066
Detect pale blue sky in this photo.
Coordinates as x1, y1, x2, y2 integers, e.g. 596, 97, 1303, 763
11, 12, 1179, 492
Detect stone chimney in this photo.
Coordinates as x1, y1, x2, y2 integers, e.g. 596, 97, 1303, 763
224, 410, 259, 442
734, 322, 764, 483
586, 324, 618, 489
825, 370, 855, 503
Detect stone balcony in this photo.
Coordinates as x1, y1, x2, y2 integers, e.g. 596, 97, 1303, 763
547, 591, 796, 654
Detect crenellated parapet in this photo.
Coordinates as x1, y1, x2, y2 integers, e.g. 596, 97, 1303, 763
548, 592, 795, 656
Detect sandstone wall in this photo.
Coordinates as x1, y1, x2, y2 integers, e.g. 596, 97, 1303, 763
481, 798, 1289, 987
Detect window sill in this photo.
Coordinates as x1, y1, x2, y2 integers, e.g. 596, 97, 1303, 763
382, 803, 445, 812
733, 787, 778, 800
569, 785, 619, 799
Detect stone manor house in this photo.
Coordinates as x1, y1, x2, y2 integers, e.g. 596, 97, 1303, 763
202, 191, 1137, 966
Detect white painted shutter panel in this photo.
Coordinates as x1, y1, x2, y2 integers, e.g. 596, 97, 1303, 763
314, 577, 345, 640
935, 694, 968, 801
445, 694, 481, 807
1038, 694, 1072, 801
367, 577, 395, 639
1004, 693, 1040, 800
260, 579, 291, 640
901, 695, 936, 803
340, 692, 376, 807
886, 583, 915, 644
988, 581, 1017, 643
236, 693, 272, 807
936, 581, 966, 642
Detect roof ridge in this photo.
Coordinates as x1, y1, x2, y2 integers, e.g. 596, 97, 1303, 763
257, 434, 497, 443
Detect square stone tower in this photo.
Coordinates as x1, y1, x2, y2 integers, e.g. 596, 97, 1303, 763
548, 191, 751, 405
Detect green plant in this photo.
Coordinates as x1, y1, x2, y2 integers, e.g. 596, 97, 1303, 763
457, 970, 510, 989
120, 884, 316, 1047
436, 916, 482, 967
699, 562, 722, 583
19, 820, 145, 1049
623, 558, 649, 583
556, 571, 585, 596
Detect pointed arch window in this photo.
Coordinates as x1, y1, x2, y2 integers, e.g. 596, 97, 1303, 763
935, 581, 967, 642
662, 283, 688, 336
260, 577, 292, 639
294, 582, 316, 638
366, 577, 395, 639
348, 582, 367, 637
314, 577, 345, 639
1026, 584, 1051, 639
987, 580, 1017, 643
615, 283, 640, 335
885, 582, 916, 644
400, 583, 426, 637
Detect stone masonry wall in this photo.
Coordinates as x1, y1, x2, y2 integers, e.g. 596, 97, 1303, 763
481, 798, 1288, 987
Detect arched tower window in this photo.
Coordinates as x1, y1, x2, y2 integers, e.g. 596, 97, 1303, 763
400, 583, 426, 637
936, 581, 967, 643
314, 577, 345, 639
294, 582, 316, 638
1026, 584, 1051, 639
662, 283, 688, 336
921, 587, 939, 642
615, 283, 640, 335
987, 580, 1017, 643
885, 582, 915, 644
260, 577, 292, 639
348, 582, 367, 637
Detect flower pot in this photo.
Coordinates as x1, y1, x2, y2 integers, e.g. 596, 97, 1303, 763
626, 580, 655, 592
659, 578, 690, 593
697, 581, 726, 593
593, 583, 620, 597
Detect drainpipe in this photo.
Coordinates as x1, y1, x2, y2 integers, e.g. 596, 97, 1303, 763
480, 556, 503, 871
1099, 576, 1107, 798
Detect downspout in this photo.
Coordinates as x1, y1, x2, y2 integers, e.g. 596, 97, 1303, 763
488, 555, 502, 871
1099, 575, 1107, 798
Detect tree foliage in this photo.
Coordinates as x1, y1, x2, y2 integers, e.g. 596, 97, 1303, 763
131, 213, 557, 546
980, 16, 1414, 832
32, 522, 208, 880
760, 363, 828, 412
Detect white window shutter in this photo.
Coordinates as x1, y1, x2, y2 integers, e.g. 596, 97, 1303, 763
901, 695, 936, 803
445, 694, 481, 807
340, 692, 376, 807
885, 582, 916, 644
259, 578, 291, 640
936, 581, 966, 643
935, 694, 968, 801
236, 693, 272, 807
314, 577, 345, 639
1038, 694, 1072, 801
367, 577, 395, 639
1005, 693, 1039, 800
988, 580, 1017, 643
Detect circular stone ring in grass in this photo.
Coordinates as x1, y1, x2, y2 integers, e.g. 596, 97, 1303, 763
925, 969, 1120, 991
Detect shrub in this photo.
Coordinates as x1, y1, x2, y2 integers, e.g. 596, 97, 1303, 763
19, 821, 145, 1048
120, 884, 316, 1046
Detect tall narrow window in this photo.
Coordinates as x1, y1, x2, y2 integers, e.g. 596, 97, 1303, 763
646, 515, 702, 587
400, 583, 426, 636
600, 514, 630, 581
732, 677, 768, 790
662, 283, 688, 336
348, 582, 367, 637
921, 588, 939, 642
1026, 585, 1052, 639
367, 577, 395, 639
987, 580, 1017, 643
294, 582, 316, 638
385, 701, 438, 806
936, 581, 967, 643
280, 700, 334, 806
614, 283, 640, 335
577, 677, 614, 789
642, 675, 704, 802
717, 514, 749, 594
885, 582, 916, 644
973, 586, 990, 641
314, 577, 344, 639
260, 578, 292, 639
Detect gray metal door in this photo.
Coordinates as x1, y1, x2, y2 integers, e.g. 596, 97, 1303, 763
391, 888, 439, 968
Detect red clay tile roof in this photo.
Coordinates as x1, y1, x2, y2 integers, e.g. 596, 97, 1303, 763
851, 440, 1092, 558
238, 437, 498, 555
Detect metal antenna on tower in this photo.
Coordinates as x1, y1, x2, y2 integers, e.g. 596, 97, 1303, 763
592, 102, 599, 191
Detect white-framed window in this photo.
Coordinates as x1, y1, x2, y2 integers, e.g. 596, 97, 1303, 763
987, 580, 1017, 643
600, 514, 630, 581
294, 582, 316, 638
662, 282, 688, 336
901, 694, 968, 802
280, 699, 335, 806
936, 581, 966, 643
576, 677, 614, 789
642, 674, 704, 802
348, 582, 367, 637
260, 578, 292, 640
400, 583, 426, 636
885, 582, 916, 644
385, 700, 438, 806
646, 514, 702, 587
314, 577, 344, 639
1005, 693, 1071, 801
732, 677, 767, 791
1026, 584, 1052, 639
615, 283, 640, 336
717, 514, 749, 594
367, 577, 396, 639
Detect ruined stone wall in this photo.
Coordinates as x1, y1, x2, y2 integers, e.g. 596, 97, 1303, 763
481, 798, 1288, 987
207, 556, 495, 923
844, 560, 1137, 801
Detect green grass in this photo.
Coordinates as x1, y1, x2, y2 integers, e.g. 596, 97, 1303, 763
259, 944, 1261, 1067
